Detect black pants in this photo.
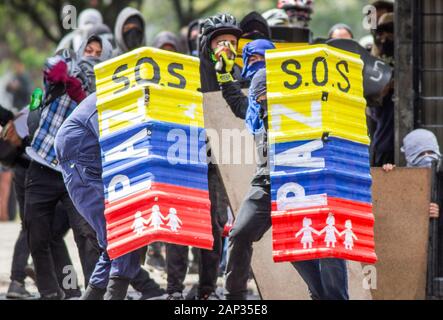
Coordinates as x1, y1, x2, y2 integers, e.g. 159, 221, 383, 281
24, 161, 100, 296
11, 164, 73, 289
166, 164, 228, 296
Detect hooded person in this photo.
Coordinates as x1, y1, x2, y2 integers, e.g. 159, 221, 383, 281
369, 12, 395, 167
86, 23, 116, 51
54, 40, 165, 299
187, 19, 201, 56
371, 12, 394, 66
210, 38, 349, 300
240, 11, 271, 40
152, 31, 180, 52
401, 129, 441, 168
76, 34, 114, 93
114, 7, 146, 55
56, 8, 103, 52
328, 23, 354, 40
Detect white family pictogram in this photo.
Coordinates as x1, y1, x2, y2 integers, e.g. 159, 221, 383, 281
166, 208, 183, 232
295, 217, 320, 249
295, 213, 358, 250
131, 211, 149, 236
131, 205, 183, 236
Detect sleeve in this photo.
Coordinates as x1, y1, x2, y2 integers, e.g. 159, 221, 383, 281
220, 80, 248, 120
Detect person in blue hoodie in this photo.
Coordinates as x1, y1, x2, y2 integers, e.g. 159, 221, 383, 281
214, 38, 349, 300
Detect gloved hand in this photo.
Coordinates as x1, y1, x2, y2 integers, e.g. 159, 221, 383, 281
213, 41, 236, 83
66, 76, 86, 104
45, 61, 69, 84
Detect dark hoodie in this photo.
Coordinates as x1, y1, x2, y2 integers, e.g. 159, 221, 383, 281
199, 30, 246, 93
240, 11, 271, 40
153, 31, 180, 52
114, 7, 146, 55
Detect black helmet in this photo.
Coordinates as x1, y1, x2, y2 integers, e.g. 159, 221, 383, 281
201, 13, 243, 42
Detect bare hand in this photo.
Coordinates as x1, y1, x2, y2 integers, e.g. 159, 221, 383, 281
430, 202, 439, 219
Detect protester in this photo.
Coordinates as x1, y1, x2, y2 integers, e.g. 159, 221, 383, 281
161, 13, 246, 300
328, 23, 353, 39
54, 90, 165, 300
368, 13, 395, 167
86, 23, 115, 51
210, 37, 349, 300
199, 13, 244, 93
240, 11, 271, 40
22, 35, 111, 299
153, 31, 180, 52
186, 19, 201, 56
277, 0, 314, 28
382, 129, 441, 219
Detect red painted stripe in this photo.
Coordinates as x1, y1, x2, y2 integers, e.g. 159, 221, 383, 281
271, 196, 377, 264
104, 181, 212, 259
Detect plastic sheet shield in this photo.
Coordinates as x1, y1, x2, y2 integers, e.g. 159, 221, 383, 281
266, 45, 376, 264
95, 48, 212, 259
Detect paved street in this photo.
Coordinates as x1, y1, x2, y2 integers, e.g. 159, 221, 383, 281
0, 221, 259, 300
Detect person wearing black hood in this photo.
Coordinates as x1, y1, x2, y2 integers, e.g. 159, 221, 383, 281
21, 35, 115, 300
114, 7, 146, 55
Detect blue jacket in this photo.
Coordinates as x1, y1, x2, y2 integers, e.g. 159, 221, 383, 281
54, 93, 107, 246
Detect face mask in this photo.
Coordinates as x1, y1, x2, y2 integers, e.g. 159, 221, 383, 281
124, 29, 143, 51
410, 154, 439, 168
242, 60, 265, 80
